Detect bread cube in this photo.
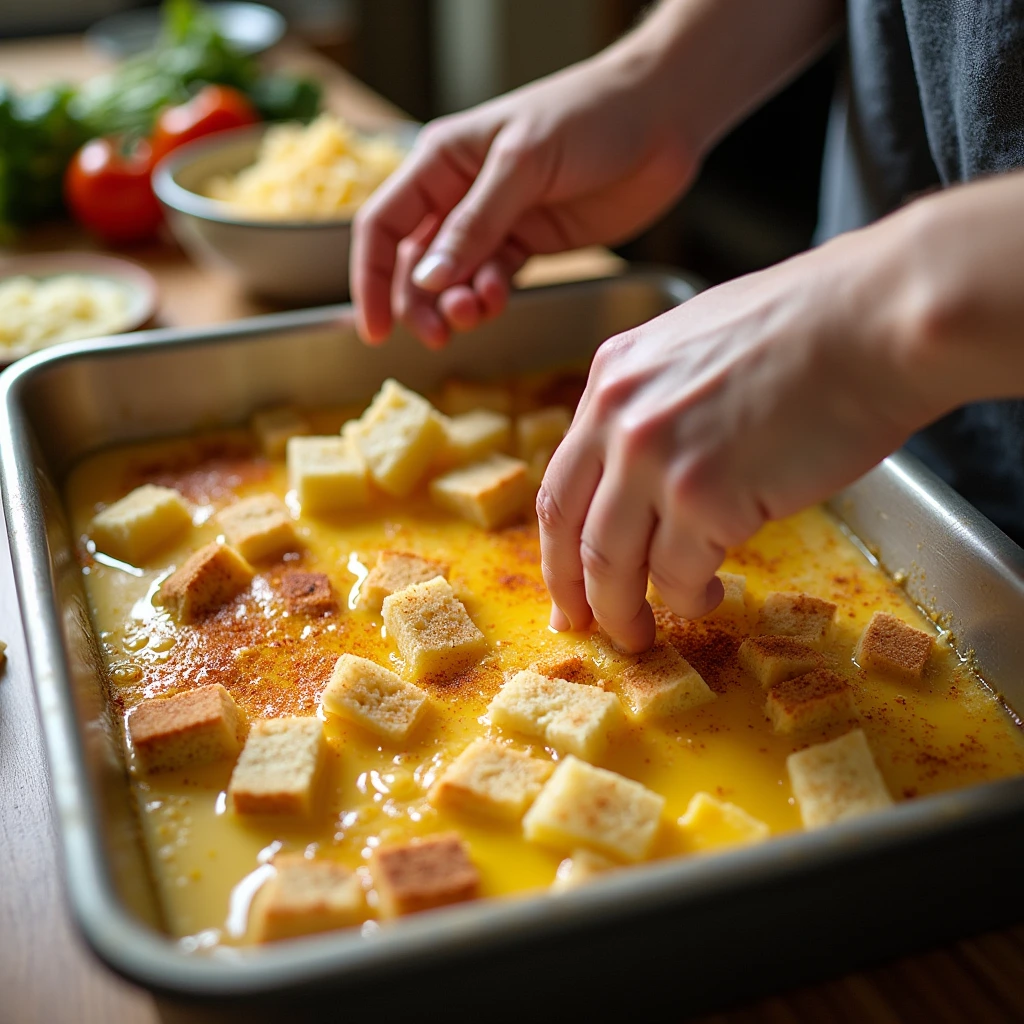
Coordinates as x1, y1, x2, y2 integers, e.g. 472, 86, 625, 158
277, 571, 336, 616
738, 635, 824, 689
357, 550, 448, 613
677, 792, 770, 851
523, 756, 665, 862
430, 454, 530, 530
428, 739, 553, 821
787, 728, 893, 829
228, 717, 326, 816
251, 855, 363, 942
714, 572, 748, 619
437, 378, 514, 416
856, 611, 933, 680
89, 484, 191, 565
160, 542, 253, 623
321, 654, 429, 743
218, 494, 298, 563
617, 642, 716, 721
758, 591, 837, 647
250, 405, 311, 459
350, 379, 445, 497
381, 575, 487, 682
516, 406, 571, 461
488, 670, 624, 762
370, 833, 480, 918
526, 442, 558, 490
287, 435, 369, 515
128, 684, 247, 773
552, 848, 618, 891
436, 410, 512, 469
766, 668, 857, 734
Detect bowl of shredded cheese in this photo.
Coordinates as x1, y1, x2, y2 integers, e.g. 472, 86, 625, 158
153, 115, 413, 303
0, 254, 157, 367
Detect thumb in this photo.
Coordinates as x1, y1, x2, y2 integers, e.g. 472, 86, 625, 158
412, 134, 542, 292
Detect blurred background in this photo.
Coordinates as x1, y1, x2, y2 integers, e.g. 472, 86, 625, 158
3, 0, 838, 286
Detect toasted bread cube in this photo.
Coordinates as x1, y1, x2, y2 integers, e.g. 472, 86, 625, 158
738, 635, 824, 689
128, 684, 247, 773
350, 379, 445, 497
277, 571, 336, 615
370, 833, 479, 918
677, 792, 770, 852
428, 739, 553, 821
381, 575, 487, 682
251, 405, 311, 459
766, 668, 857, 734
430, 453, 530, 530
228, 717, 326, 816
715, 572, 748, 619
436, 410, 512, 469
250, 854, 363, 942
552, 848, 618, 891
357, 550, 448, 612
160, 542, 253, 623
516, 406, 571, 461
758, 591, 837, 647
287, 435, 369, 515
321, 654, 429, 743
531, 653, 599, 686
856, 611, 933, 680
437, 378, 514, 416
523, 755, 664, 862
526, 442, 558, 490
218, 494, 298, 563
89, 484, 191, 565
787, 728, 893, 829
617, 642, 716, 721
488, 670, 624, 762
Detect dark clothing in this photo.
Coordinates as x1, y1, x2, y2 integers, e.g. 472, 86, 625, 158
816, 0, 1024, 545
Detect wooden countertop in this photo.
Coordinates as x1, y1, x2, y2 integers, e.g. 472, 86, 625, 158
1, 34, 1023, 1024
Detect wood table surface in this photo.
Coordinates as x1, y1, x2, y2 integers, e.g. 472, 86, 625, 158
2, 34, 1024, 1024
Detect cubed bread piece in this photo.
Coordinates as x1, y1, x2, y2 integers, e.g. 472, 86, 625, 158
370, 833, 479, 918
758, 591, 837, 647
218, 494, 298, 563
357, 550, 448, 613
552, 848, 618, 891
430, 454, 530, 530
350, 379, 445, 497
677, 792, 770, 851
617, 642, 716, 720
516, 406, 571, 461
228, 717, 326, 816
437, 378, 514, 416
381, 575, 487, 682
160, 542, 253, 623
766, 668, 857, 734
250, 405, 311, 459
251, 855, 363, 942
436, 410, 512, 469
278, 571, 336, 615
523, 756, 665, 862
787, 728, 893, 829
321, 654, 429, 743
715, 572, 748, 619
488, 670, 624, 762
526, 442, 558, 490
128, 684, 247, 773
89, 484, 191, 564
856, 611, 933, 680
287, 435, 369, 514
531, 653, 599, 686
738, 635, 824, 689
428, 739, 554, 821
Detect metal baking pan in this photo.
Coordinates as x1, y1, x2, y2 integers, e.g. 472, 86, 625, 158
2, 270, 1023, 1019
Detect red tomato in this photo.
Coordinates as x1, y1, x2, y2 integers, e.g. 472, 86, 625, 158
150, 84, 259, 165
64, 137, 163, 244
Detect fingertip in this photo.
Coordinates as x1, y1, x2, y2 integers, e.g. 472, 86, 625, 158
410, 305, 450, 349
549, 604, 571, 632
703, 575, 725, 615
603, 600, 656, 655
438, 285, 484, 332
412, 251, 456, 292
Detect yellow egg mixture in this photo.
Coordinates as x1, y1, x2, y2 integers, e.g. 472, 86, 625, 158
64, 392, 1024, 951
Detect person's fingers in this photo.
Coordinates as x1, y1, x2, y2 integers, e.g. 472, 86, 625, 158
391, 214, 451, 349
646, 513, 726, 620
412, 132, 544, 293
437, 285, 485, 333
536, 432, 602, 633
579, 469, 657, 653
